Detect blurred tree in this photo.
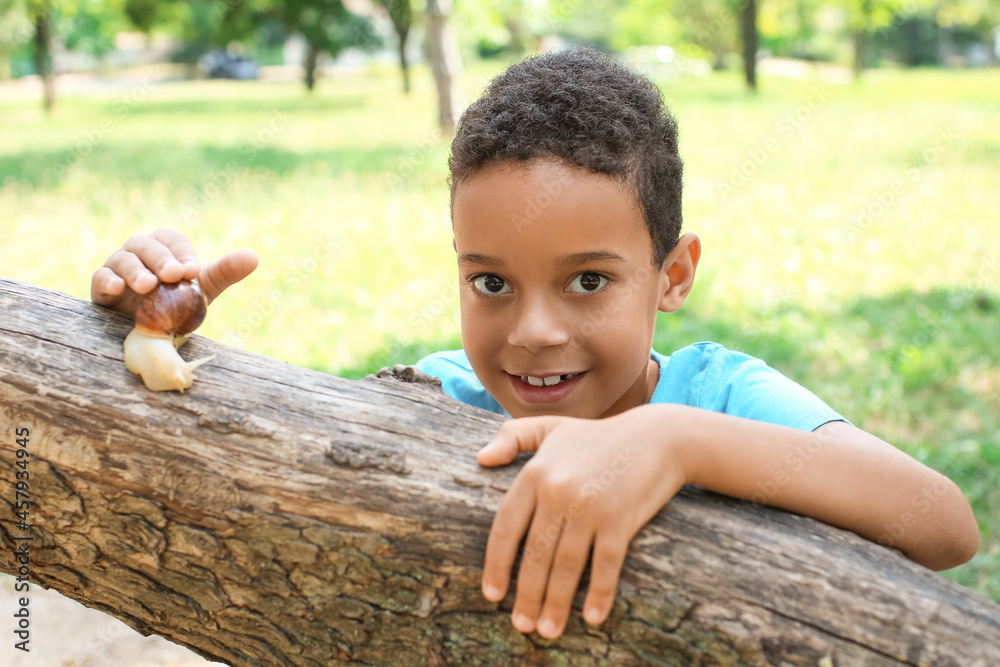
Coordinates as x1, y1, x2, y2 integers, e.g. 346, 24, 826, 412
0, 0, 32, 79
611, 0, 684, 49
757, 0, 836, 61
376, 0, 412, 93
29, 0, 54, 111
271, 0, 376, 92
123, 0, 156, 34
425, 0, 463, 133
742, 0, 757, 89
935, 0, 1000, 65
844, 0, 928, 77
154, 0, 377, 92
665, 0, 741, 71
61, 0, 127, 55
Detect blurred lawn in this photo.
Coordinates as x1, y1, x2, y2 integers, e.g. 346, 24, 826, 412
1, 61, 997, 601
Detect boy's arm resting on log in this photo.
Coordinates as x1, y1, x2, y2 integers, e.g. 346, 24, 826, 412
658, 405, 980, 570
0, 277, 997, 667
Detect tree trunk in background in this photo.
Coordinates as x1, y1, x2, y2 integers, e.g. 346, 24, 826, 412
32, 4, 54, 113
2, 277, 1000, 666
854, 31, 867, 78
380, 0, 413, 94
424, 0, 463, 134
742, 0, 758, 90
854, 0, 873, 79
304, 39, 318, 92
396, 28, 410, 93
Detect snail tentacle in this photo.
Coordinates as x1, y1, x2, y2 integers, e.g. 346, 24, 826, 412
123, 279, 215, 392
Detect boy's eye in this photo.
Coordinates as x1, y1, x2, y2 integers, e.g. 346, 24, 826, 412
472, 274, 510, 295
569, 272, 608, 293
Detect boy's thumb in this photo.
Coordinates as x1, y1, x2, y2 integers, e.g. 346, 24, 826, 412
477, 416, 561, 467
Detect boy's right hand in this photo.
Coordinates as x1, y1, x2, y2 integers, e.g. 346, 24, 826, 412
91, 227, 259, 317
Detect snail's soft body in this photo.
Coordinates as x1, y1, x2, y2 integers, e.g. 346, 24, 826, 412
123, 279, 215, 392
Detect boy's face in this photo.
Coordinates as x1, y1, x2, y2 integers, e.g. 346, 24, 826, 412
452, 158, 686, 420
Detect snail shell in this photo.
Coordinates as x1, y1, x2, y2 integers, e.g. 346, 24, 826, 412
134, 279, 208, 338
123, 279, 215, 392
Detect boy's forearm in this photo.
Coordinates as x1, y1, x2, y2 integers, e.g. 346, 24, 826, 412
624, 404, 979, 571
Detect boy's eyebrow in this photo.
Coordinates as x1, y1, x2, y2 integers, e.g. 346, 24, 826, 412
458, 250, 627, 266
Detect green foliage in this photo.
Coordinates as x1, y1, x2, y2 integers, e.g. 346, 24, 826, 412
123, 0, 156, 34
610, 0, 683, 51
277, 0, 378, 56
0, 63, 997, 600
59, 0, 127, 56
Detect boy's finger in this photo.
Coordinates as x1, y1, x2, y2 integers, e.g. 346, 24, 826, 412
198, 249, 259, 305
509, 507, 562, 634
581, 530, 629, 626
478, 416, 561, 467
536, 522, 594, 639
481, 476, 536, 604
90, 267, 126, 305
151, 227, 201, 280
102, 249, 161, 295
119, 235, 187, 285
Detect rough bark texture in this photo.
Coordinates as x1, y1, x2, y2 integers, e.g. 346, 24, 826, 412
0, 276, 998, 667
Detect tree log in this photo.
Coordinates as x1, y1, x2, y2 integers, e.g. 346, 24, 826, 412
0, 276, 998, 666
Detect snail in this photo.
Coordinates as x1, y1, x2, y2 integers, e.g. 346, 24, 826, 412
123, 279, 215, 392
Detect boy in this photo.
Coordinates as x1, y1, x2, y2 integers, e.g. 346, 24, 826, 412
92, 49, 978, 642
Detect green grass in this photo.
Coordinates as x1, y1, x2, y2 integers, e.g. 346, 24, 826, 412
1, 61, 997, 601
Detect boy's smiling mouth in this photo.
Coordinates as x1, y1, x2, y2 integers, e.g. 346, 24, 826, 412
506, 371, 588, 402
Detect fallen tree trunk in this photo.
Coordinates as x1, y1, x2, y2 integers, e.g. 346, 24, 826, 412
0, 276, 997, 666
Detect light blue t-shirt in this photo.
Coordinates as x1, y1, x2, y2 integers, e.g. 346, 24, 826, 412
415, 342, 846, 431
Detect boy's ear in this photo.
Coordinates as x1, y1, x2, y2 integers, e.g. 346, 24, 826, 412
657, 233, 701, 313
453, 237, 457, 252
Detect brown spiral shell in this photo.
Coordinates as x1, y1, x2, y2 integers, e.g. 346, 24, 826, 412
134, 279, 208, 338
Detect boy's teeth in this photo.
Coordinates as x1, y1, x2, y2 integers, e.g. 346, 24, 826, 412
521, 373, 576, 387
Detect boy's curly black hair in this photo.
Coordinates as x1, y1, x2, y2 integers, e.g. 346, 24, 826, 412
449, 47, 683, 269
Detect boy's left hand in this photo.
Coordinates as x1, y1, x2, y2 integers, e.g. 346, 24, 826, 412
477, 410, 687, 639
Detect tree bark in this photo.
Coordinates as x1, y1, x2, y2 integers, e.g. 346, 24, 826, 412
1, 276, 999, 667
741, 0, 757, 91
424, 0, 463, 134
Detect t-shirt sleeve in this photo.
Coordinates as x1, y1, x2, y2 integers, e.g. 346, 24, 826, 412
660, 343, 847, 431
414, 350, 509, 416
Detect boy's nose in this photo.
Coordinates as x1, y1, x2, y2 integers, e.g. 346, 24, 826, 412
507, 294, 572, 353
